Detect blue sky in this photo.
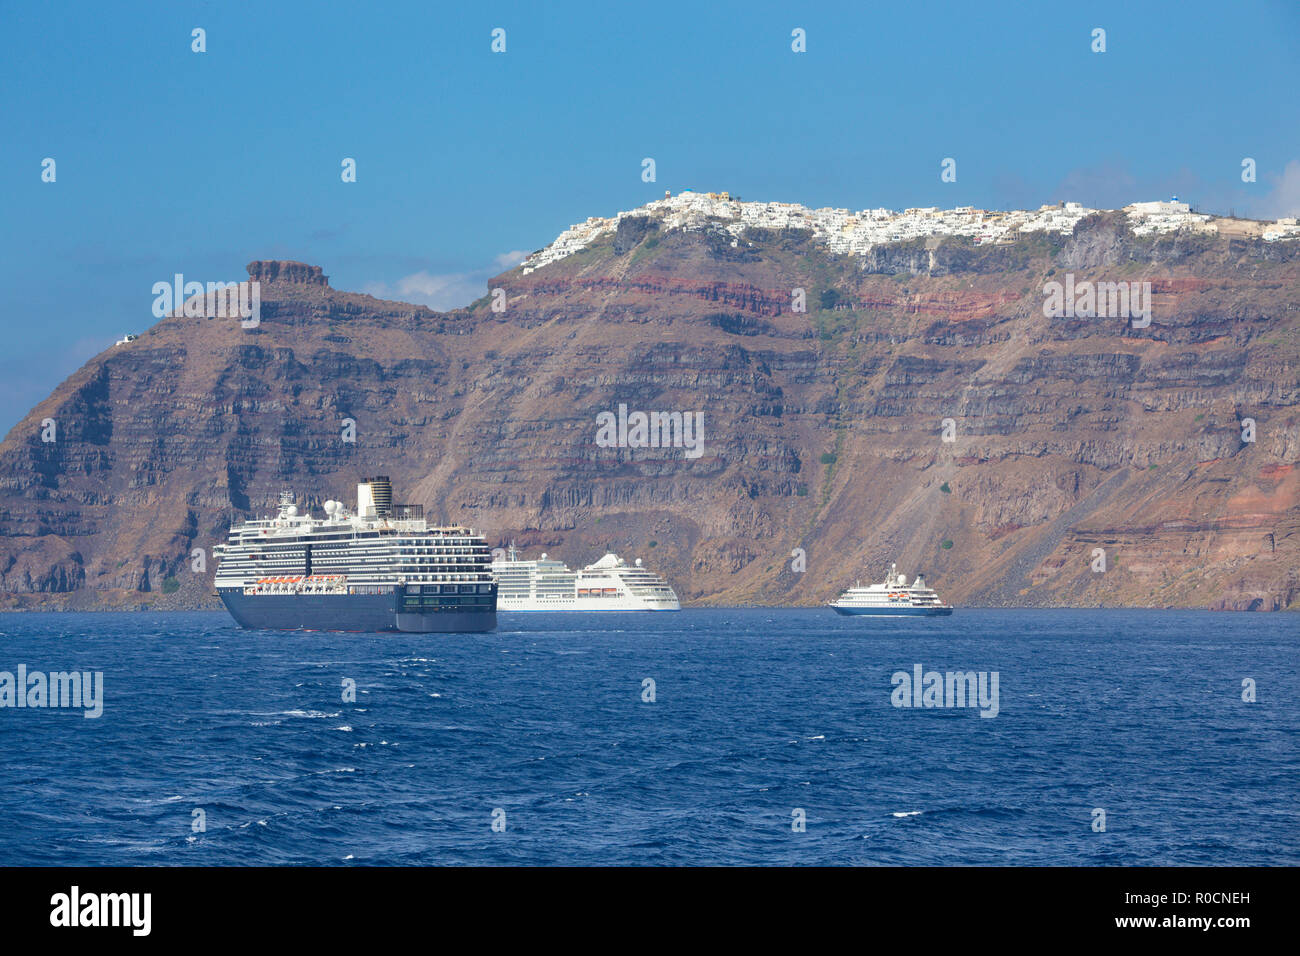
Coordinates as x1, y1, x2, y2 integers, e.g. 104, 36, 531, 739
2, 0, 1298, 434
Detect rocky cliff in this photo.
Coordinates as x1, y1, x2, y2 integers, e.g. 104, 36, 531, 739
1, 205, 1297, 610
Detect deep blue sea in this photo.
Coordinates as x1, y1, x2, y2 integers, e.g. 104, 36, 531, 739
0, 609, 1295, 866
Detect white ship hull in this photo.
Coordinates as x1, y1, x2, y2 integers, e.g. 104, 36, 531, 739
830, 603, 952, 617
498, 594, 679, 612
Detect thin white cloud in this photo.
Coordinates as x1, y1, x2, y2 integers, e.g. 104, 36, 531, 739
1257, 160, 1300, 219
1044, 157, 1300, 222
493, 249, 530, 270
363, 250, 531, 312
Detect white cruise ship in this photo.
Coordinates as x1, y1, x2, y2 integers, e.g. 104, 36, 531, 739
491, 545, 681, 611
830, 563, 953, 617
212, 476, 496, 633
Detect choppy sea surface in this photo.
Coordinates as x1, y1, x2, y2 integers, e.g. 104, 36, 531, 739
0, 608, 1295, 866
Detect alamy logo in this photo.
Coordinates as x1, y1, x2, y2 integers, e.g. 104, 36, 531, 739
595, 403, 704, 459
1043, 273, 1151, 328
891, 664, 999, 718
152, 273, 260, 327
0, 665, 103, 718
50, 886, 150, 936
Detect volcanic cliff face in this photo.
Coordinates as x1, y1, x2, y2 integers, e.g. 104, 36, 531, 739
0, 205, 1297, 610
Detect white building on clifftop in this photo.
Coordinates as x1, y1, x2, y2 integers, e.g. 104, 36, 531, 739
518, 193, 1294, 275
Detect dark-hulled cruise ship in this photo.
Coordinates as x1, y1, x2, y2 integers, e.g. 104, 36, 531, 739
213, 476, 497, 633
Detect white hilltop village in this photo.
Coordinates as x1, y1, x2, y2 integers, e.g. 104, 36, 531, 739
520, 190, 1300, 275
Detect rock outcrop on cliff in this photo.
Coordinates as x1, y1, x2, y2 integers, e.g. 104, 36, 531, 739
1, 206, 1297, 611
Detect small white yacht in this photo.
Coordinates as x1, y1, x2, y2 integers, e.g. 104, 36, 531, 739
830, 563, 953, 616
